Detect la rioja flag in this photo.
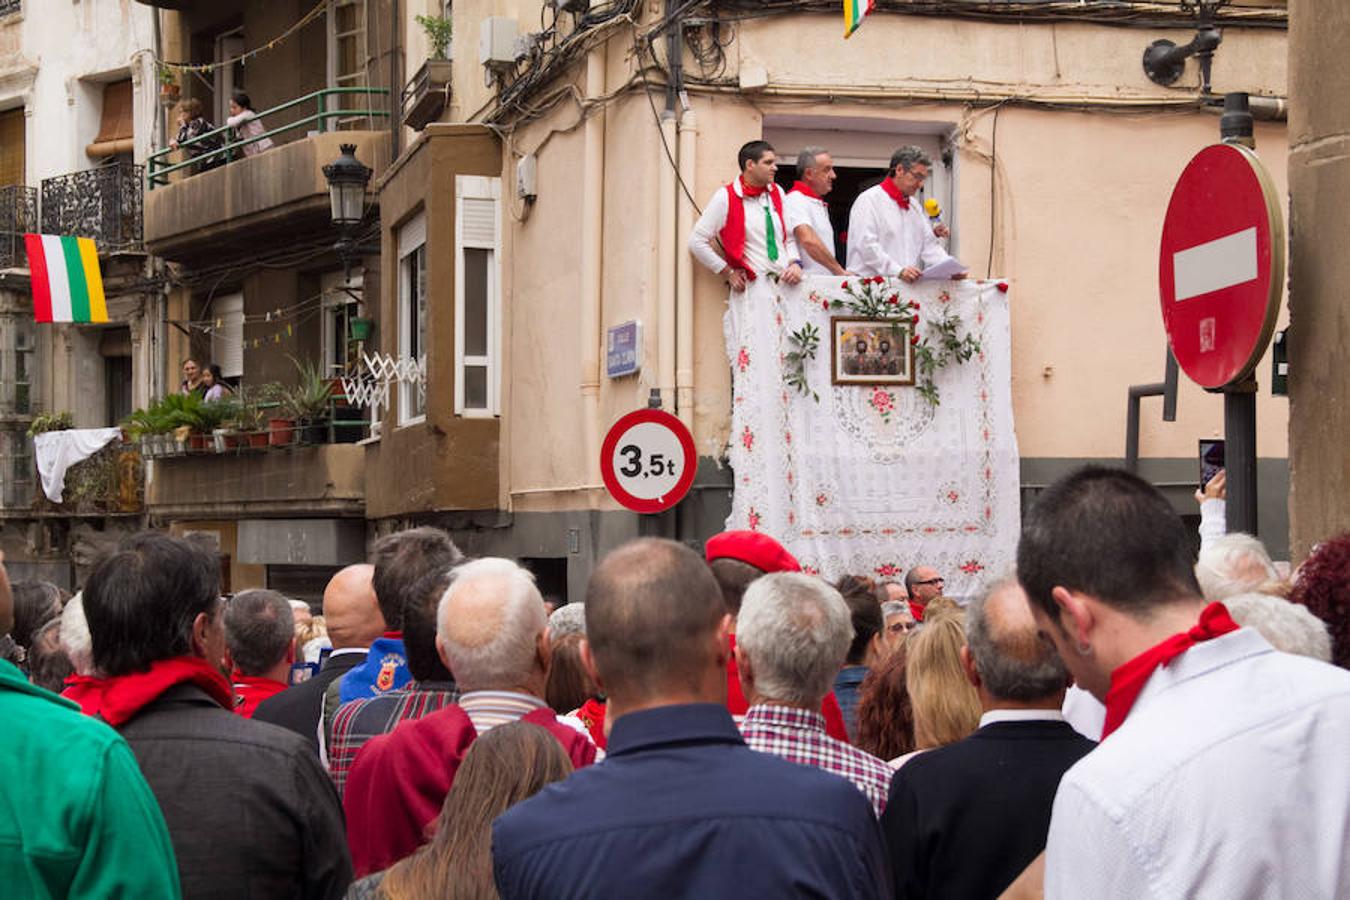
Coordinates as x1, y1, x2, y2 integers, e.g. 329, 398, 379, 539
844, 0, 875, 37
24, 234, 108, 323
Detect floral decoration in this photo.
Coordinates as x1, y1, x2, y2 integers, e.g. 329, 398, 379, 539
869, 389, 896, 422
747, 508, 762, 531
874, 562, 901, 578
960, 559, 984, 575
736, 347, 750, 372
741, 426, 755, 451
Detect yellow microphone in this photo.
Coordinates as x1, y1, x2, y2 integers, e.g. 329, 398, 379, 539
924, 197, 942, 228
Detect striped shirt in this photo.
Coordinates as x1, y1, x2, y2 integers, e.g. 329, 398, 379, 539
459, 690, 550, 733
328, 681, 460, 797
740, 703, 894, 816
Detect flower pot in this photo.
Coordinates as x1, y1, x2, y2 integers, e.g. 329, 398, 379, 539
212, 429, 229, 453
189, 433, 208, 452
349, 317, 374, 342
246, 431, 269, 449
268, 417, 296, 446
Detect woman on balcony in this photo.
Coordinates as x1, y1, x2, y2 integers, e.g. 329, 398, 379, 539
169, 98, 225, 173
226, 91, 275, 159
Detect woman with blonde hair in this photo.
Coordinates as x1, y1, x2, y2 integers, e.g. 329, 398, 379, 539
895, 607, 981, 768
348, 721, 574, 899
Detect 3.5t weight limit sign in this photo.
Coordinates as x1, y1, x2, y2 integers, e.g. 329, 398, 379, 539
600, 408, 697, 514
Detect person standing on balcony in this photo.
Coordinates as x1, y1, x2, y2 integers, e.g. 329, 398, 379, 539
226, 91, 275, 158
178, 357, 206, 397
785, 147, 848, 276
168, 99, 224, 173
689, 140, 804, 292
847, 145, 964, 282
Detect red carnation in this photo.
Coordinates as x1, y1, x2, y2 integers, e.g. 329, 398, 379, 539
910, 334, 920, 345
888, 294, 899, 304
913, 302, 921, 310
996, 282, 1009, 293
911, 314, 919, 325
841, 280, 850, 291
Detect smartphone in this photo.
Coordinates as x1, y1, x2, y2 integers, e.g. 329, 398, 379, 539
1199, 439, 1225, 490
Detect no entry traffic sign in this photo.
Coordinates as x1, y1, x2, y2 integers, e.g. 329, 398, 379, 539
600, 408, 697, 514
1159, 142, 1284, 389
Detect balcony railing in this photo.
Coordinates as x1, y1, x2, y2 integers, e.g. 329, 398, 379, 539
147, 87, 390, 189
0, 0, 19, 17
40, 162, 144, 254
0, 185, 38, 269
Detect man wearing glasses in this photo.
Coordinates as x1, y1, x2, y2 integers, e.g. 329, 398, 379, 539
904, 566, 945, 622
846, 145, 966, 283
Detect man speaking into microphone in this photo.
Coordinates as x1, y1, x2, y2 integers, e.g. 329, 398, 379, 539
847, 145, 965, 282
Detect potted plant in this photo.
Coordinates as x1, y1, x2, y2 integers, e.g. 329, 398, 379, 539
198, 398, 235, 453
349, 316, 374, 342
157, 63, 180, 105
228, 386, 270, 449
27, 411, 74, 438
256, 382, 294, 447
285, 356, 336, 444
415, 14, 453, 61
124, 402, 173, 457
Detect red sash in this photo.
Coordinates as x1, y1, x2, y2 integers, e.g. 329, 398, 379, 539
880, 176, 911, 209
1101, 602, 1240, 738
718, 178, 787, 280
63, 656, 234, 726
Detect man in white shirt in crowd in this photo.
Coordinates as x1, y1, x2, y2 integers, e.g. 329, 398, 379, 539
847, 145, 964, 282
689, 140, 803, 292
784, 147, 847, 276
1017, 466, 1350, 900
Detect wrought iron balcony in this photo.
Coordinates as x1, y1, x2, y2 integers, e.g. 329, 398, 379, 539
0, 185, 38, 270
40, 162, 144, 254
0, 0, 20, 17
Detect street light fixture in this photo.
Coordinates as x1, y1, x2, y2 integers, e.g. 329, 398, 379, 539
1142, 0, 1229, 94
322, 143, 374, 279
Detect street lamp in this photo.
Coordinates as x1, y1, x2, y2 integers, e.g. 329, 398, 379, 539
1141, 0, 1229, 94
322, 143, 374, 279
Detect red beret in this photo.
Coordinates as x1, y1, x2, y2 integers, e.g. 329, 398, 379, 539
704, 530, 801, 574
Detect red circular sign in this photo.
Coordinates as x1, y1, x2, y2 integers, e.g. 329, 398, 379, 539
1159, 143, 1284, 389
600, 408, 697, 514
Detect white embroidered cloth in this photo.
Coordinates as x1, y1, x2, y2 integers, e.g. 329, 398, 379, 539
723, 275, 1019, 597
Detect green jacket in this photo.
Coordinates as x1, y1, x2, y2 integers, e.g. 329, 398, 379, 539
0, 660, 181, 899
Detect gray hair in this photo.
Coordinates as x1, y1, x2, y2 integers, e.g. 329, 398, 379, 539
796, 146, 828, 175
59, 592, 96, 677
737, 573, 852, 707
1223, 592, 1332, 662
1196, 533, 1282, 600
224, 590, 296, 676
965, 578, 1068, 702
880, 600, 905, 619
437, 558, 547, 691
548, 603, 586, 639
890, 145, 932, 176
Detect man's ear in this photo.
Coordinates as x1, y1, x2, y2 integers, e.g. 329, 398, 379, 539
959, 644, 981, 689
536, 629, 552, 675
435, 633, 452, 675
714, 613, 733, 669
286, 638, 296, 666
579, 638, 605, 696
192, 611, 214, 660
1051, 587, 1095, 650
734, 644, 753, 692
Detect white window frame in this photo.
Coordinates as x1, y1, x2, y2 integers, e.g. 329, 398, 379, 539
397, 211, 427, 426
454, 175, 501, 417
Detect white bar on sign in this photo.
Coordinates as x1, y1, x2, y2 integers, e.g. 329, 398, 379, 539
1172, 226, 1258, 301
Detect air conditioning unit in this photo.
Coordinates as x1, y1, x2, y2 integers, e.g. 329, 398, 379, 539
480, 17, 520, 69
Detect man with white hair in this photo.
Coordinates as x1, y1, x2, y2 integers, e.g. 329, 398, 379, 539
343, 558, 597, 877
737, 573, 895, 816
547, 602, 586, 639
1195, 532, 1285, 600
785, 146, 847, 275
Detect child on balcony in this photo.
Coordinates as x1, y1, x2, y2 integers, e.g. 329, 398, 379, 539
226, 90, 275, 158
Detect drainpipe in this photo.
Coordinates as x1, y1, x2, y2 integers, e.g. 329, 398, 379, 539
675, 105, 697, 429
580, 49, 607, 488
657, 110, 677, 410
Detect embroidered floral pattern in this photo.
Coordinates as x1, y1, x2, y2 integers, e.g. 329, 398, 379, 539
960, 559, 984, 575
737, 347, 751, 372
875, 562, 901, 578
747, 508, 762, 531
869, 389, 896, 422
741, 426, 755, 451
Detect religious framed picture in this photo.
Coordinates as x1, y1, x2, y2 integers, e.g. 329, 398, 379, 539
830, 317, 915, 386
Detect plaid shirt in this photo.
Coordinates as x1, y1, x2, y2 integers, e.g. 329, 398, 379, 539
740, 703, 893, 816
328, 681, 460, 797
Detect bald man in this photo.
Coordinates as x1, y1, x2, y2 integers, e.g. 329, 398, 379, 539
254, 563, 383, 754
880, 580, 1092, 900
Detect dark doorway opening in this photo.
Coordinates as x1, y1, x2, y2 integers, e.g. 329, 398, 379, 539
521, 556, 569, 610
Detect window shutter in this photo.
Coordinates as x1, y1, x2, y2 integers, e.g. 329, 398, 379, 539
212, 293, 245, 378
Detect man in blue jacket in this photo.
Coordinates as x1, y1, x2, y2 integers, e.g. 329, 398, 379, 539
493, 538, 889, 899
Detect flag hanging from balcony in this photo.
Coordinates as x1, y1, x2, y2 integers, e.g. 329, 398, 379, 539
23, 234, 108, 324
844, 0, 875, 38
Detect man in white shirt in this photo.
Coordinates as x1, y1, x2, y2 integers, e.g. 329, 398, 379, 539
847, 145, 964, 282
784, 147, 847, 275
689, 140, 803, 292
1017, 466, 1350, 900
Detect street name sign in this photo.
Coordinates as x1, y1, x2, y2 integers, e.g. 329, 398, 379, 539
1159, 142, 1284, 389
600, 408, 696, 514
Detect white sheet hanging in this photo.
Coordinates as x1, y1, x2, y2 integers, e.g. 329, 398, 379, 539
33, 427, 123, 503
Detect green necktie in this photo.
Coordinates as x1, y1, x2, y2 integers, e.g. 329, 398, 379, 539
764, 204, 779, 262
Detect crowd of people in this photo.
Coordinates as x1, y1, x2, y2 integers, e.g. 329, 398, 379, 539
1, 465, 1347, 898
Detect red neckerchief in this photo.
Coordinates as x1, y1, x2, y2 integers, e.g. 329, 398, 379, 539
790, 180, 821, 200
909, 599, 925, 623
63, 656, 234, 726
880, 176, 911, 210
1101, 602, 1240, 739
382, 630, 403, 640
718, 178, 787, 281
